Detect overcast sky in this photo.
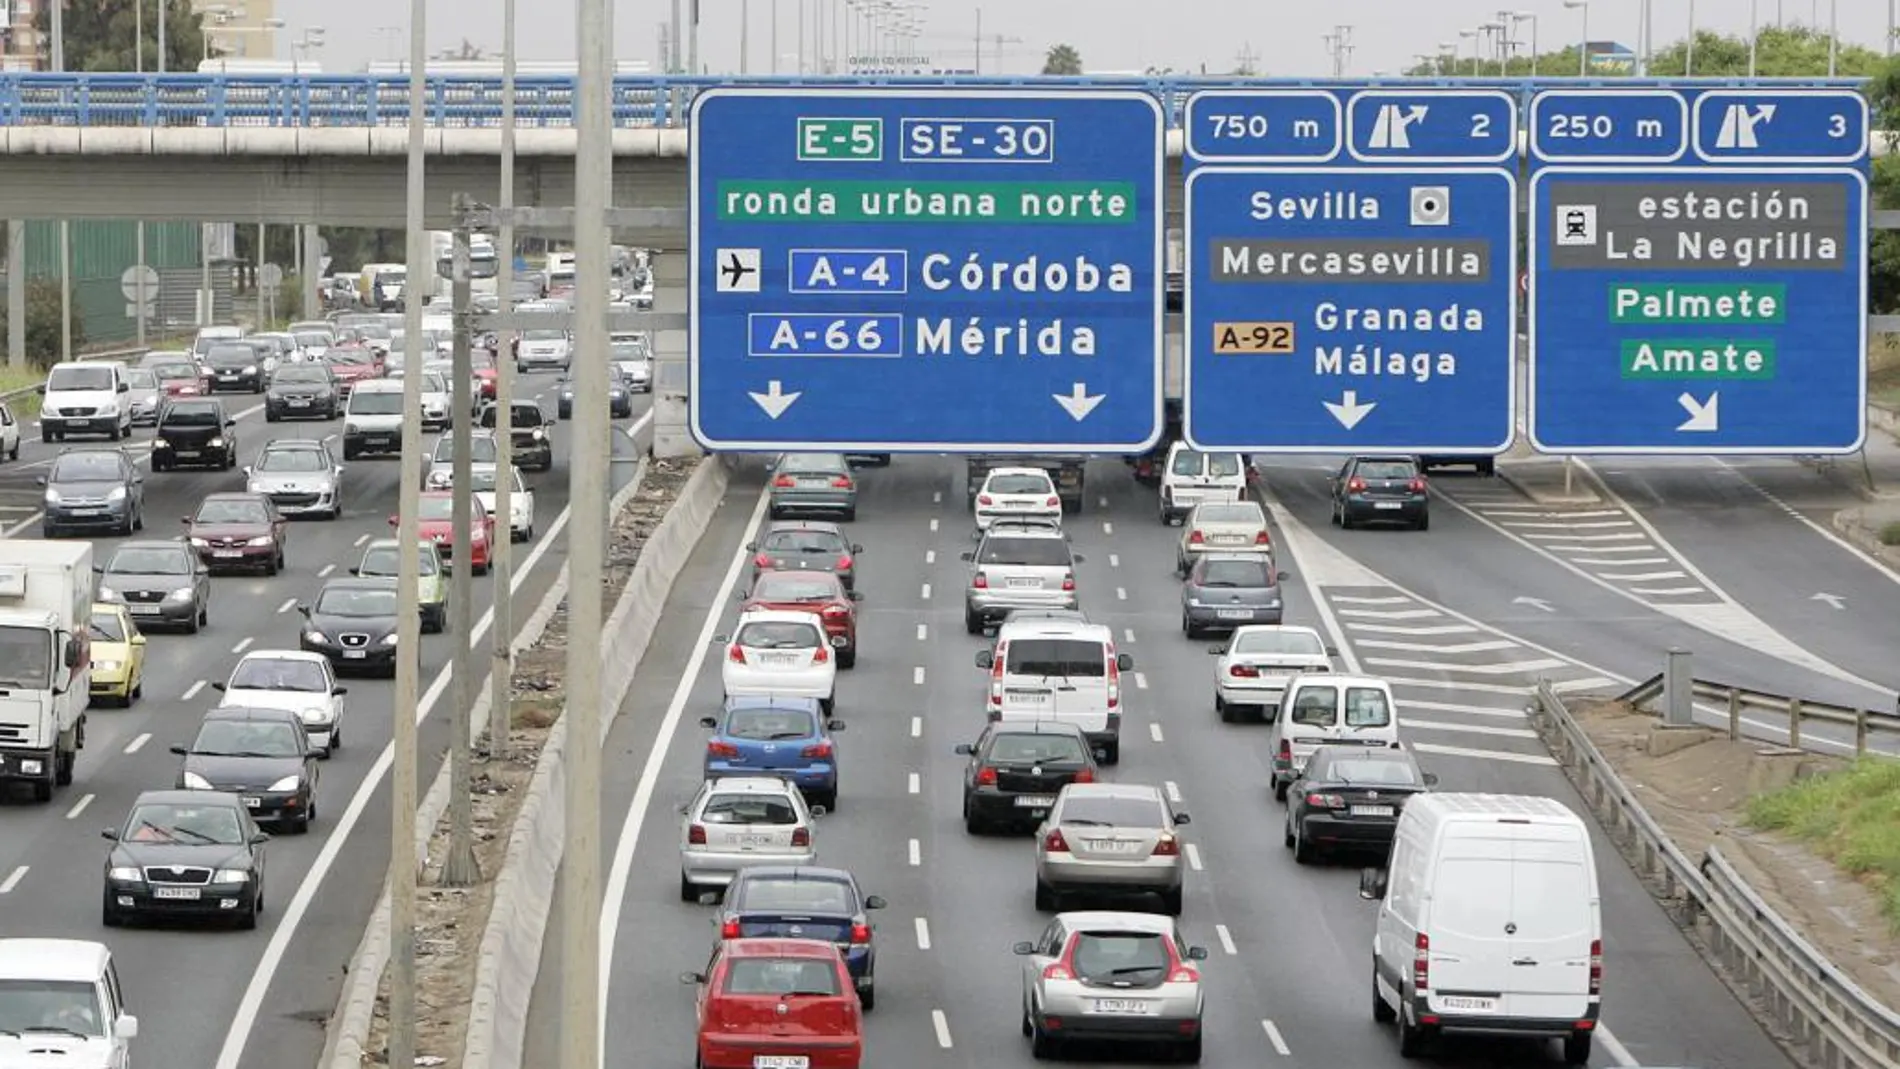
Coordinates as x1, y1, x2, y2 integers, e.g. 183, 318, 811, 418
274, 0, 1894, 77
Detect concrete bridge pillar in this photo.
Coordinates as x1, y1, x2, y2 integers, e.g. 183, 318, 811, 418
649, 249, 699, 459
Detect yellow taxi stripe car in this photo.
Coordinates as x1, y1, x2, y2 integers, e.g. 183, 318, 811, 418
88, 601, 147, 706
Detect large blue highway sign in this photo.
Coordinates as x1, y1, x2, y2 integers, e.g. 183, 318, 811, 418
1182, 88, 1518, 454
1528, 88, 1869, 454
689, 87, 1165, 453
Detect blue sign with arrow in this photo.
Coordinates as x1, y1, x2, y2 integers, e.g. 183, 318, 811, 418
689, 86, 1165, 453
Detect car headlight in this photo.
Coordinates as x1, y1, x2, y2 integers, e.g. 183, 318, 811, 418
152, 438, 170, 449
107, 486, 127, 501
98, 585, 120, 602
345, 423, 361, 435
300, 706, 332, 724
92, 659, 121, 673
98, 401, 119, 415
1187, 598, 1204, 608
530, 429, 546, 441
107, 866, 142, 881
1265, 599, 1281, 608
266, 775, 301, 792
209, 437, 225, 448
242, 366, 258, 375
42, 488, 59, 503
181, 771, 213, 790
246, 535, 273, 547
189, 537, 209, 547
380, 633, 400, 646
212, 868, 251, 883
303, 629, 328, 644
166, 587, 195, 601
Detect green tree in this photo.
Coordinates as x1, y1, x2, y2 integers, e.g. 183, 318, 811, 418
35, 0, 206, 73
0, 280, 88, 369
1042, 44, 1083, 76
1406, 26, 1884, 78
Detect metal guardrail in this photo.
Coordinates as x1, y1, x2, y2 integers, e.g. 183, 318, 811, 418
1530, 681, 1900, 1069
1619, 673, 1900, 755
0, 73, 1861, 129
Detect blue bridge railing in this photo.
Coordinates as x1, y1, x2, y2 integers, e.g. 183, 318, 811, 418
0, 73, 1862, 129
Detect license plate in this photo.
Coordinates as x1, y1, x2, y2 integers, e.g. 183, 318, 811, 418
68, 419, 93, 427
735, 834, 776, 847
1014, 795, 1056, 807
1005, 577, 1041, 589
797, 477, 830, 487
753, 1057, 809, 1069
760, 653, 801, 666
1004, 689, 1050, 707
176, 450, 199, 457
68, 507, 102, 515
1374, 502, 1403, 510
127, 605, 160, 616
214, 550, 243, 558
1438, 996, 1497, 1012
1214, 534, 1247, 544
342, 650, 367, 659
1216, 609, 1254, 620
1085, 839, 1143, 854
288, 399, 310, 407
242, 797, 261, 808
1092, 998, 1156, 1014
1351, 805, 1395, 817
153, 886, 200, 900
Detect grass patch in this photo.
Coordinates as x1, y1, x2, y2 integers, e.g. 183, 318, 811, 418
0, 364, 44, 422
1746, 757, 1900, 933
1882, 521, 1900, 546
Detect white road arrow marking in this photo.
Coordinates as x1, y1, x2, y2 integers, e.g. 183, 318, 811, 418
1512, 596, 1555, 613
1323, 390, 1376, 430
1812, 592, 1846, 610
1677, 391, 1719, 432
748, 380, 801, 419
1053, 382, 1105, 421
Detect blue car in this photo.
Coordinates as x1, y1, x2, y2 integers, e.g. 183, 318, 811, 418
716, 865, 886, 1010
700, 696, 843, 809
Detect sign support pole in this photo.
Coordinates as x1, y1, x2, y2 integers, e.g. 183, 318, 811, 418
440, 203, 481, 888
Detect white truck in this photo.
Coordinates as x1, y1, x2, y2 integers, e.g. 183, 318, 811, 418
0, 542, 94, 802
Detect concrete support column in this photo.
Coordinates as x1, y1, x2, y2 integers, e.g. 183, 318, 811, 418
301, 225, 321, 317
7, 221, 23, 369
649, 250, 700, 458
1664, 647, 1693, 727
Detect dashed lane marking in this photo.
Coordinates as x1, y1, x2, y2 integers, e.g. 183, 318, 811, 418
920, 583, 931, 600
1148, 722, 1164, 743
317, 564, 335, 577
908, 839, 921, 866
931, 1009, 953, 1049
916, 624, 927, 641
1102, 521, 1114, 535
1356, 638, 1519, 655
909, 716, 922, 738
913, 666, 925, 685
1133, 671, 1149, 690
1116, 587, 1127, 600
1262, 1020, 1292, 1057
1184, 843, 1204, 871
1164, 781, 1182, 804
182, 680, 206, 701
276, 597, 297, 614
352, 533, 369, 547
928, 518, 938, 532
915, 917, 932, 950
124, 733, 150, 754
1401, 718, 1539, 739
1108, 553, 1120, 568
0, 866, 25, 894
924, 549, 935, 565
64, 793, 94, 820
231, 637, 253, 655
1123, 627, 1137, 644
1214, 923, 1238, 955
907, 772, 920, 794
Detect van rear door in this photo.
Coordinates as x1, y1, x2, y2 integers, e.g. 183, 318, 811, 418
1421, 847, 1517, 1016
1499, 835, 1596, 1019
998, 637, 1111, 733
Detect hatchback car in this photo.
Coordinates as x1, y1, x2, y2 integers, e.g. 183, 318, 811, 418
263, 363, 341, 422
425, 432, 500, 490
768, 453, 857, 521
1284, 745, 1436, 863
298, 578, 404, 676
213, 650, 348, 756
1176, 500, 1271, 574
87, 601, 146, 706
1180, 553, 1287, 638
1330, 455, 1430, 530
152, 398, 238, 470
683, 938, 863, 1069
974, 466, 1063, 530
1013, 911, 1209, 1063
121, 368, 163, 426
396, 491, 495, 574
1209, 624, 1335, 722
678, 776, 820, 901
719, 609, 838, 713
747, 522, 862, 591
962, 521, 1083, 634
556, 367, 634, 419
201, 342, 267, 393
475, 400, 554, 471
97, 540, 208, 632
245, 438, 344, 520
151, 360, 210, 400
351, 538, 449, 633
185, 492, 288, 575
1034, 783, 1191, 915
101, 790, 270, 929
0, 400, 18, 462
322, 348, 382, 396
708, 866, 886, 1010
170, 706, 321, 833
740, 571, 861, 668
390, 368, 452, 430
470, 464, 536, 542
39, 447, 145, 537
956, 720, 1099, 833
700, 697, 844, 811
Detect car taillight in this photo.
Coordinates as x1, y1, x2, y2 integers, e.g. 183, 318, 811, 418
1073, 768, 1095, 783
773, 474, 796, 487
791, 827, 811, 847
977, 494, 994, 506
802, 740, 833, 759
1152, 834, 1180, 856
720, 919, 741, 938
830, 475, 852, 488
1045, 496, 1059, 508
754, 553, 772, 568
1588, 938, 1602, 995
837, 554, 852, 570
1408, 478, 1428, 493
975, 766, 998, 786
707, 741, 740, 758
1255, 530, 1271, 545
1043, 828, 1070, 853
1041, 962, 1075, 981
1347, 476, 1367, 493
850, 923, 872, 944
1305, 792, 1345, 809
1061, 574, 1075, 591
811, 646, 829, 663
822, 604, 849, 617
973, 573, 988, 589
1278, 738, 1292, 762
1188, 529, 1204, 544
1229, 664, 1260, 678
1169, 964, 1200, 983
1413, 933, 1431, 990
689, 824, 708, 845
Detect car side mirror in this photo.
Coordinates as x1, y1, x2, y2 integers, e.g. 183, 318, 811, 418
711, 633, 729, 644
1325, 646, 1339, 657
169, 745, 188, 756
848, 591, 863, 602
973, 650, 993, 669
225, 418, 237, 427
116, 1015, 138, 1040
1423, 772, 1440, 787
958, 551, 974, 561
850, 543, 863, 553
180, 516, 192, 524
347, 567, 360, 576
118, 382, 131, 393
1093, 748, 1108, 761
250, 831, 272, 844
307, 749, 324, 759
1173, 812, 1191, 825
697, 890, 721, 905
241, 466, 252, 477
1072, 554, 1087, 563
698, 716, 718, 729
1360, 867, 1388, 900
679, 971, 705, 985
809, 805, 828, 817
1116, 653, 1134, 671
734, 590, 747, 601
333, 687, 348, 696
296, 605, 310, 618
34, 384, 44, 395
1186, 946, 1210, 961
1207, 645, 1226, 656
1012, 941, 1036, 956
743, 542, 757, 551
33, 476, 44, 486
92, 564, 104, 573
827, 720, 845, 731
100, 828, 119, 841
953, 743, 974, 755
1277, 570, 1289, 581
864, 895, 886, 910
210, 681, 226, 692
63, 638, 81, 668
131, 634, 146, 646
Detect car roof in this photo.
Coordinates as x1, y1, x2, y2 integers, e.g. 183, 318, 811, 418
1290, 672, 1390, 688
1052, 910, 1177, 936
995, 619, 1112, 643
735, 608, 827, 627
321, 577, 398, 593
201, 491, 267, 503
751, 570, 844, 588
704, 775, 803, 796
734, 864, 855, 886
1059, 782, 1163, 802
775, 452, 847, 467
1192, 552, 1274, 565
717, 938, 844, 960
261, 438, 329, 451
0, 939, 113, 983
202, 705, 303, 724
130, 787, 245, 809
722, 696, 823, 714
983, 523, 1066, 539
110, 539, 187, 554
764, 520, 843, 535
989, 721, 1090, 739
233, 649, 330, 666
1352, 454, 1419, 464
983, 466, 1052, 479
352, 378, 404, 391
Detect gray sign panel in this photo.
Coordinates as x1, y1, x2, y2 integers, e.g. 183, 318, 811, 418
1207, 239, 1494, 284
1542, 180, 1849, 272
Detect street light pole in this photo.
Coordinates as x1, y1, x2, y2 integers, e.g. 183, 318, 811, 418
1686, 0, 1696, 75
1565, 0, 1588, 77
1828, 0, 1838, 76
439, 210, 480, 889
1751, 0, 1761, 75
159, 0, 168, 73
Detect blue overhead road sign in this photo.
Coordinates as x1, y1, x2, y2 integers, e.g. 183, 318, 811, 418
689, 87, 1165, 453
1182, 88, 1518, 454
1529, 88, 1869, 454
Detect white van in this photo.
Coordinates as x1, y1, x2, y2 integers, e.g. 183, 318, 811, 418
0, 938, 139, 1067
1359, 793, 1603, 1064
975, 619, 1131, 764
1269, 674, 1400, 800
38, 361, 132, 442
341, 378, 407, 458
1159, 443, 1250, 525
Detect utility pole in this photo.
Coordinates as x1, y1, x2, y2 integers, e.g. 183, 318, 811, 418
439, 202, 481, 888
1234, 43, 1261, 76
491, 0, 519, 765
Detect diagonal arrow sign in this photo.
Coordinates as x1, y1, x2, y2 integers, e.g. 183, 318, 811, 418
1677, 391, 1718, 432
1811, 592, 1846, 610
747, 380, 801, 420
1053, 382, 1105, 421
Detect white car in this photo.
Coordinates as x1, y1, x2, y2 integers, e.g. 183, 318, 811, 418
471, 463, 535, 541
426, 431, 500, 489
1209, 624, 1335, 723
212, 649, 348, 755
0, 399, 19, 461
515, 328, 572, 372
720, 609, 837, 712
677, 775, 818, 900
389, 368, 452, 430
974, 467, 1062, 530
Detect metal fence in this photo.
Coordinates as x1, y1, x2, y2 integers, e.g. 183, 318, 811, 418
1618, 673, 1900, 755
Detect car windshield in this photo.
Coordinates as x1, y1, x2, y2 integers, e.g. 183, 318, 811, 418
257, 449, 327, 473
1357, 460, 1417, 480
610, 344, 647, 360
736, 877, 855, 914
990, 733, 1088, 763
123, 369, 157, 389
196, 499, 269, 525
1197, 559, 1272, 587
350, 390, 404, 415
230, 657, 328, 692
107, 547, 190, 575
480, 404, 546, 428
153, 364, 196, 381
192, 718, 303, 757
700, 793, 798, 825
1322, 756, 1420, 785
1195, 503, 1261, 524
467, 469, 523, 494
50, 453, 123, 481
1070, 932, 1170, 983
724, 708, 817, 741
524, 329, 566, 342
735, 621, 820, 650
978, 537, 1070, 567
1061, 795, 1165, 828
988, 473, 1052, 494
123, 802, 245, 845
294, 332, 331, 347
206, 346, 257, 365
274, 368, 329, 385
1005, 639, 1105, 678
315, 587, 398, 617
164, 404, 223, 426
0, 979, 106, 1037
722, 958, 840, 997
0, 626, 51, 689
359, 545, 439, 577
1207, 453, 1244, 476
87, 611, 127, 642
44, 366, 115, 391
761, 530, 846, 554
434, 437, 499, 464
1232, 630, 1325, 656
751, 575, 839, 602
778, 454, 846, 475
1346, 687, 1393, 727
416, 496, 460, 521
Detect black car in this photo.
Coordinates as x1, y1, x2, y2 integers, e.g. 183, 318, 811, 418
264, 364, 341, 421
710, 865, 887, 1010
203, 342, 268, 393
170, 706, 321, 833
1329, 455, 1430, 531
152, 399, 238, 471
298, 577, 403, 676
101, 788, 269, 928
475, 400, 554, 472
1284, 745, 1436, 864
98, 540, 210, 633
556, 368, 633, 419
746, 521, 863, 591
38, 447, 145, 537
955, 721, 1101, 834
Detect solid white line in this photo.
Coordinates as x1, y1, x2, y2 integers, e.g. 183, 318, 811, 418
907, 772, 920, 795
1364, 656, 1570, 675
317, 563, 335, 577
1402, 718, 1539, 739
1404, 699, 1528, 720
1336, 607, 1439, 620
908, 838, 922, 866
1133, 671, 1149, 690
915, 917, 932, 950
910, 716, 922, 738
1123, 627, 1136, 644
231, 637, 253, 655
924, 549, 935, 565
1214, 923, 1237, 955
64, 793, 94, 820
1598, 570, 1686, 582
275, 597, 297, 614
1108, 553, 1120, 568
916, 623, 927, 641
1262, 1019, 1292, 1056
931, 1009, 953, 1049
124, 732, 150, 754
1344, 622, 1478, 636
1102, 521, 1114, 535
0, 866, 24, 894
1164, 780, 1182, 804
1184, 843, 1204, 871
920, 582, 931, 600
1575, 556, 1669, 566
1632, 585, 1706, 596
1116, 587, 1127, 600
182, 680, 206, 701
913, 666, 926, 685
928, 517, 939, 532
1330, 594, 1409, 605
1148, 722, 1164, 743
1356, 638, 1518, 655
352, 533, 369, 547
1383, 676, 1539, 696
1716, 458, 1900, 592
1411, 742, 1560, 766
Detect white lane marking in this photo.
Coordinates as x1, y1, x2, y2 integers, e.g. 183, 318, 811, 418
1535, 542, 1654, 554
1344, 622, 1477, 636
1575, 556, 1669, 566
1402, 718, 1539, 739
1364, 656, 1570, 675
64, 793, 94, 820
1133, 671, 1149, 690
317, 563, 335, 577
928, 517, 939, 532
1597, 570, 1687, 581
182, 680, 206, 701
1148, 722, 1164, 743
907, 772, 920, 795
1520, 531, 1647, 542
931, 1009, 953, 1049
231, 637, 254, 655
1330, 595, 1409, 604
275, 597, 297, 614
0, 866, 25, 894
1184, 843, 1204, 871
1355, 638, 1517, 655
1164, 781, 1182, 804
352, 533, 370, 547
1116, 587, 1127, 601
1633, 585, 1706, 596
920, 583, 931, 600
1405, 699, 1528, 720
1215, 924, 1237, 955
1108, 553, 1120, 568
915, 917, 932, 950
916, 623, 927, 641
924, 549, 935, 564
1098, 495, 1108, 508
1336, 607, 1438, 620
913, 666, 926, 685
1123, 627, 1137, 644
1102, 521, 1113, 535
124, 733, 150, 755
1501, 520, 1632, 529
908, 838, 922, 866
1262, 1019, 1292, 1056
933, 491, 942, 504
1551, 677, 1619, 693
910, 716, 922, 738
1412, 742, 1560, 766
1716, 457, 1900, 593
1381, 675, 1545, 696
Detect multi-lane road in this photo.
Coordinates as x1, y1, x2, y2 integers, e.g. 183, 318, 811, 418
0, 373, 648, 1069
508, 444, 1900, 1068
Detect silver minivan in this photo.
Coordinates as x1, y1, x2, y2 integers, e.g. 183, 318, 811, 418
962, 520, 1084, 635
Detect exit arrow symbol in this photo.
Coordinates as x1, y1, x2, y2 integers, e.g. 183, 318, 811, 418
1677, 391, 1719, 432
748, 380, 802, 419
1513, 596, 1555, 613
1323, 390, 1377, 430
1812, 592, 1846, 610
1053, 382, 1105, 421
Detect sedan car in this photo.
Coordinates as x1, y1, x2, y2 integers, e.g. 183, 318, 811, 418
202, 342, 268, 393
151, 398, 238, 471
956, 721, 1099, 834
425, 432, 500, 490
768, 453, 857, 522
322, 348, 382, 396
974, 466, 1063, 530
245, 438, 344, 520
1176, 500, 1271, 574
1013, 911, 1208, 1062
684, 938, 864, 1068
1035, 783, 1190, 916
719, 609, 837, 712
351, 538, 448, 632
708, 866, 886, 1009
39, 446, 145, 537
151, 360, 210, 400
298, 578, 404, 676
213, 650, 348, 756
740, 571, 860, 669
87, 601, 147, 706
97, 540, 208, 633
388, 368, 453, 430
1284, 745, 1436, 863
747, 521, 861, 591
170, 706, 320, 833
1209, 624, 1335, 723
678, 776, 819, 901
1329, 454, 1430, 531
556, 368, 634, 419
514, 326, 572, 371
1180, 553, 1287, 638
101, 790, 269, 929
700, 697, 845, 811
470, 464, 535, 542
395, 491, 495, 574
264, 363, 342, 422
121, 367, 163, 426
185, 492, 288, 575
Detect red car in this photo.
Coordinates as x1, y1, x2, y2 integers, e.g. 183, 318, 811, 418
393, 491, 493, 574
685, 938, 863, 1069
151, 362, 210, 399
323, 348, 383, 395
741, 570, 860, 668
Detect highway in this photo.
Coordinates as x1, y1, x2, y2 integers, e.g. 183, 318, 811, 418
0, 373, 648, 1069
518, 455, 1809, 1069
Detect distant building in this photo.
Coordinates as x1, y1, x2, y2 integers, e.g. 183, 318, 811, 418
1, 0, 46, 71
198, 0, 280, 62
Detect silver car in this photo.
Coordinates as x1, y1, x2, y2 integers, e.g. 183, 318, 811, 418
1180, 553, 1286, 638
1175, 500, 1271, 574
246, 439, 344, 520
1014, 911, 1209, 1062
1034, 783, 1190, 915
962, 520, 1083, 635
425, 431, 499, 489
678, 775, 819, 899
767, 453, 857, 522
122, 368, 163, 426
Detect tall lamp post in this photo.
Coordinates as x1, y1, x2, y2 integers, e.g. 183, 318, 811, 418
1565, 0, 1589, 76
293, 26, 326, 71
1511, 12, 1538, 76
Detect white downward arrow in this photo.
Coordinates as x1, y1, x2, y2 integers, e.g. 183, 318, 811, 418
1812, 592, 1846, 610
1512, 596, 1555, 613
748, 380, 801, 419
1323, 390, 1377, 430
1677, 391, 1719, 432
1053, 382, 1105, 421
